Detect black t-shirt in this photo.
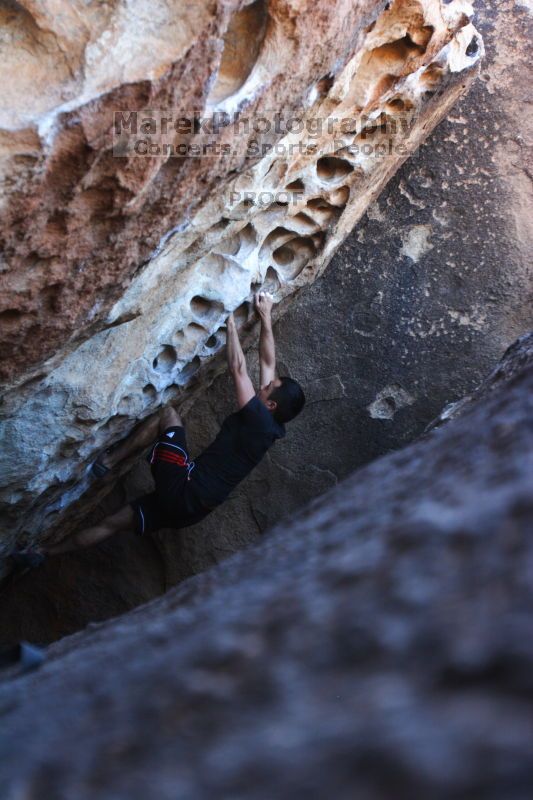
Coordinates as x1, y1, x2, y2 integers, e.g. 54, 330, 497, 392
187, 395, 286, 510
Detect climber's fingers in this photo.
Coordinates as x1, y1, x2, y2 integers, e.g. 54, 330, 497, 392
254, 291, 274, 311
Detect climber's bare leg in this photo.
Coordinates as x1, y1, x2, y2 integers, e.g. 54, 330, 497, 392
45, 409, 184, 557
99, 407, 182, 470
158, 406, 183, 433
45, 505, 136, 556
100, 416, 159, 469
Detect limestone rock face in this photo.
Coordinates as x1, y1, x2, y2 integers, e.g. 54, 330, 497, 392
0, 0, 482, 552
1, 333, 531, 799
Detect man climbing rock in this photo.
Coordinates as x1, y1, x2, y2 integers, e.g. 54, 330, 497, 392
14, 293, 305, 563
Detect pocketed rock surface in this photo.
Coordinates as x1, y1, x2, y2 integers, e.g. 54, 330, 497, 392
0, 332, 532, 800
165, 0, 532, 588
1, 0, 531, 646
0, 0, 482, 547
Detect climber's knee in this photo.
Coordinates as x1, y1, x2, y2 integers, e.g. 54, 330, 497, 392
159, 406, 182, 432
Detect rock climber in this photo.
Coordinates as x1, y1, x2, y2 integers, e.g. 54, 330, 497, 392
11, 293, 305, 568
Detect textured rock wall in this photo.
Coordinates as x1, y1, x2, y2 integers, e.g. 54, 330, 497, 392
171, 0, 531, 577
0, 0, 482, 552
0, 333, 531, 800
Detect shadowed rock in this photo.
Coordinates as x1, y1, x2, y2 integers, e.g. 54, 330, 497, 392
0, 0, 482, 548
0, 333, 531, 799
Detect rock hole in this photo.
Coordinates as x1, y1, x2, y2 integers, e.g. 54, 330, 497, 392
185, 322, 208, 340
173, 330, 186, 346
260, 226, 294, 251
162, 385, 181, 403
239, 222, 257, 249
117, 395, 135, 415
306, 197, 338, 226
178, 356, 201, 384
466, 36, 479, 57
285, 178, 305, 193
421, 63, 445, 87
273, 245, 295, 266
263, 266, 281, 292
316, 157, 354, 184
375, 33, 427, 63
143, 384, 157, 400
371, 73, 397, 100
208, 0, 268, 105
314, 73, 335, 98
386, 96, 406, 111
272, 236, 316, 281
190, 296, 225, 324
328, 186, 350, 207
181, 323, 210, 353
289, 212, 318, 233
219, 222, 258, 257
311, 231, 326, 250
205, 335, 218, 348
75, 412, 97, 425
307, 197, 333, 210
153, 345, 177, 373
218, 234, 241, 256
359, 115, 391, 140
215, 326, 227, 344
409, 25, 433, 50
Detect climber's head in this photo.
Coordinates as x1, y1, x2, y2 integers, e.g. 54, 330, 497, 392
258, 376, 306, 424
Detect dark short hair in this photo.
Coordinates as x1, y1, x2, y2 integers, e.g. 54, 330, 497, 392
270, 377, 305, 424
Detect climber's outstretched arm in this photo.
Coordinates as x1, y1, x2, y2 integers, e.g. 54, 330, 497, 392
255, 292, 276, 387
227, 312, 255, 409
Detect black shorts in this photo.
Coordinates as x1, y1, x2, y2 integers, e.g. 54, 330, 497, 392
131, 426, 210, 535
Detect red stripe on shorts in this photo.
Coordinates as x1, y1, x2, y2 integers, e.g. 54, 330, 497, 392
154, 451, 187, 467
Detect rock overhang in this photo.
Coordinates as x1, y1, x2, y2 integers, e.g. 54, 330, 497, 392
0, 0, 483, 554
